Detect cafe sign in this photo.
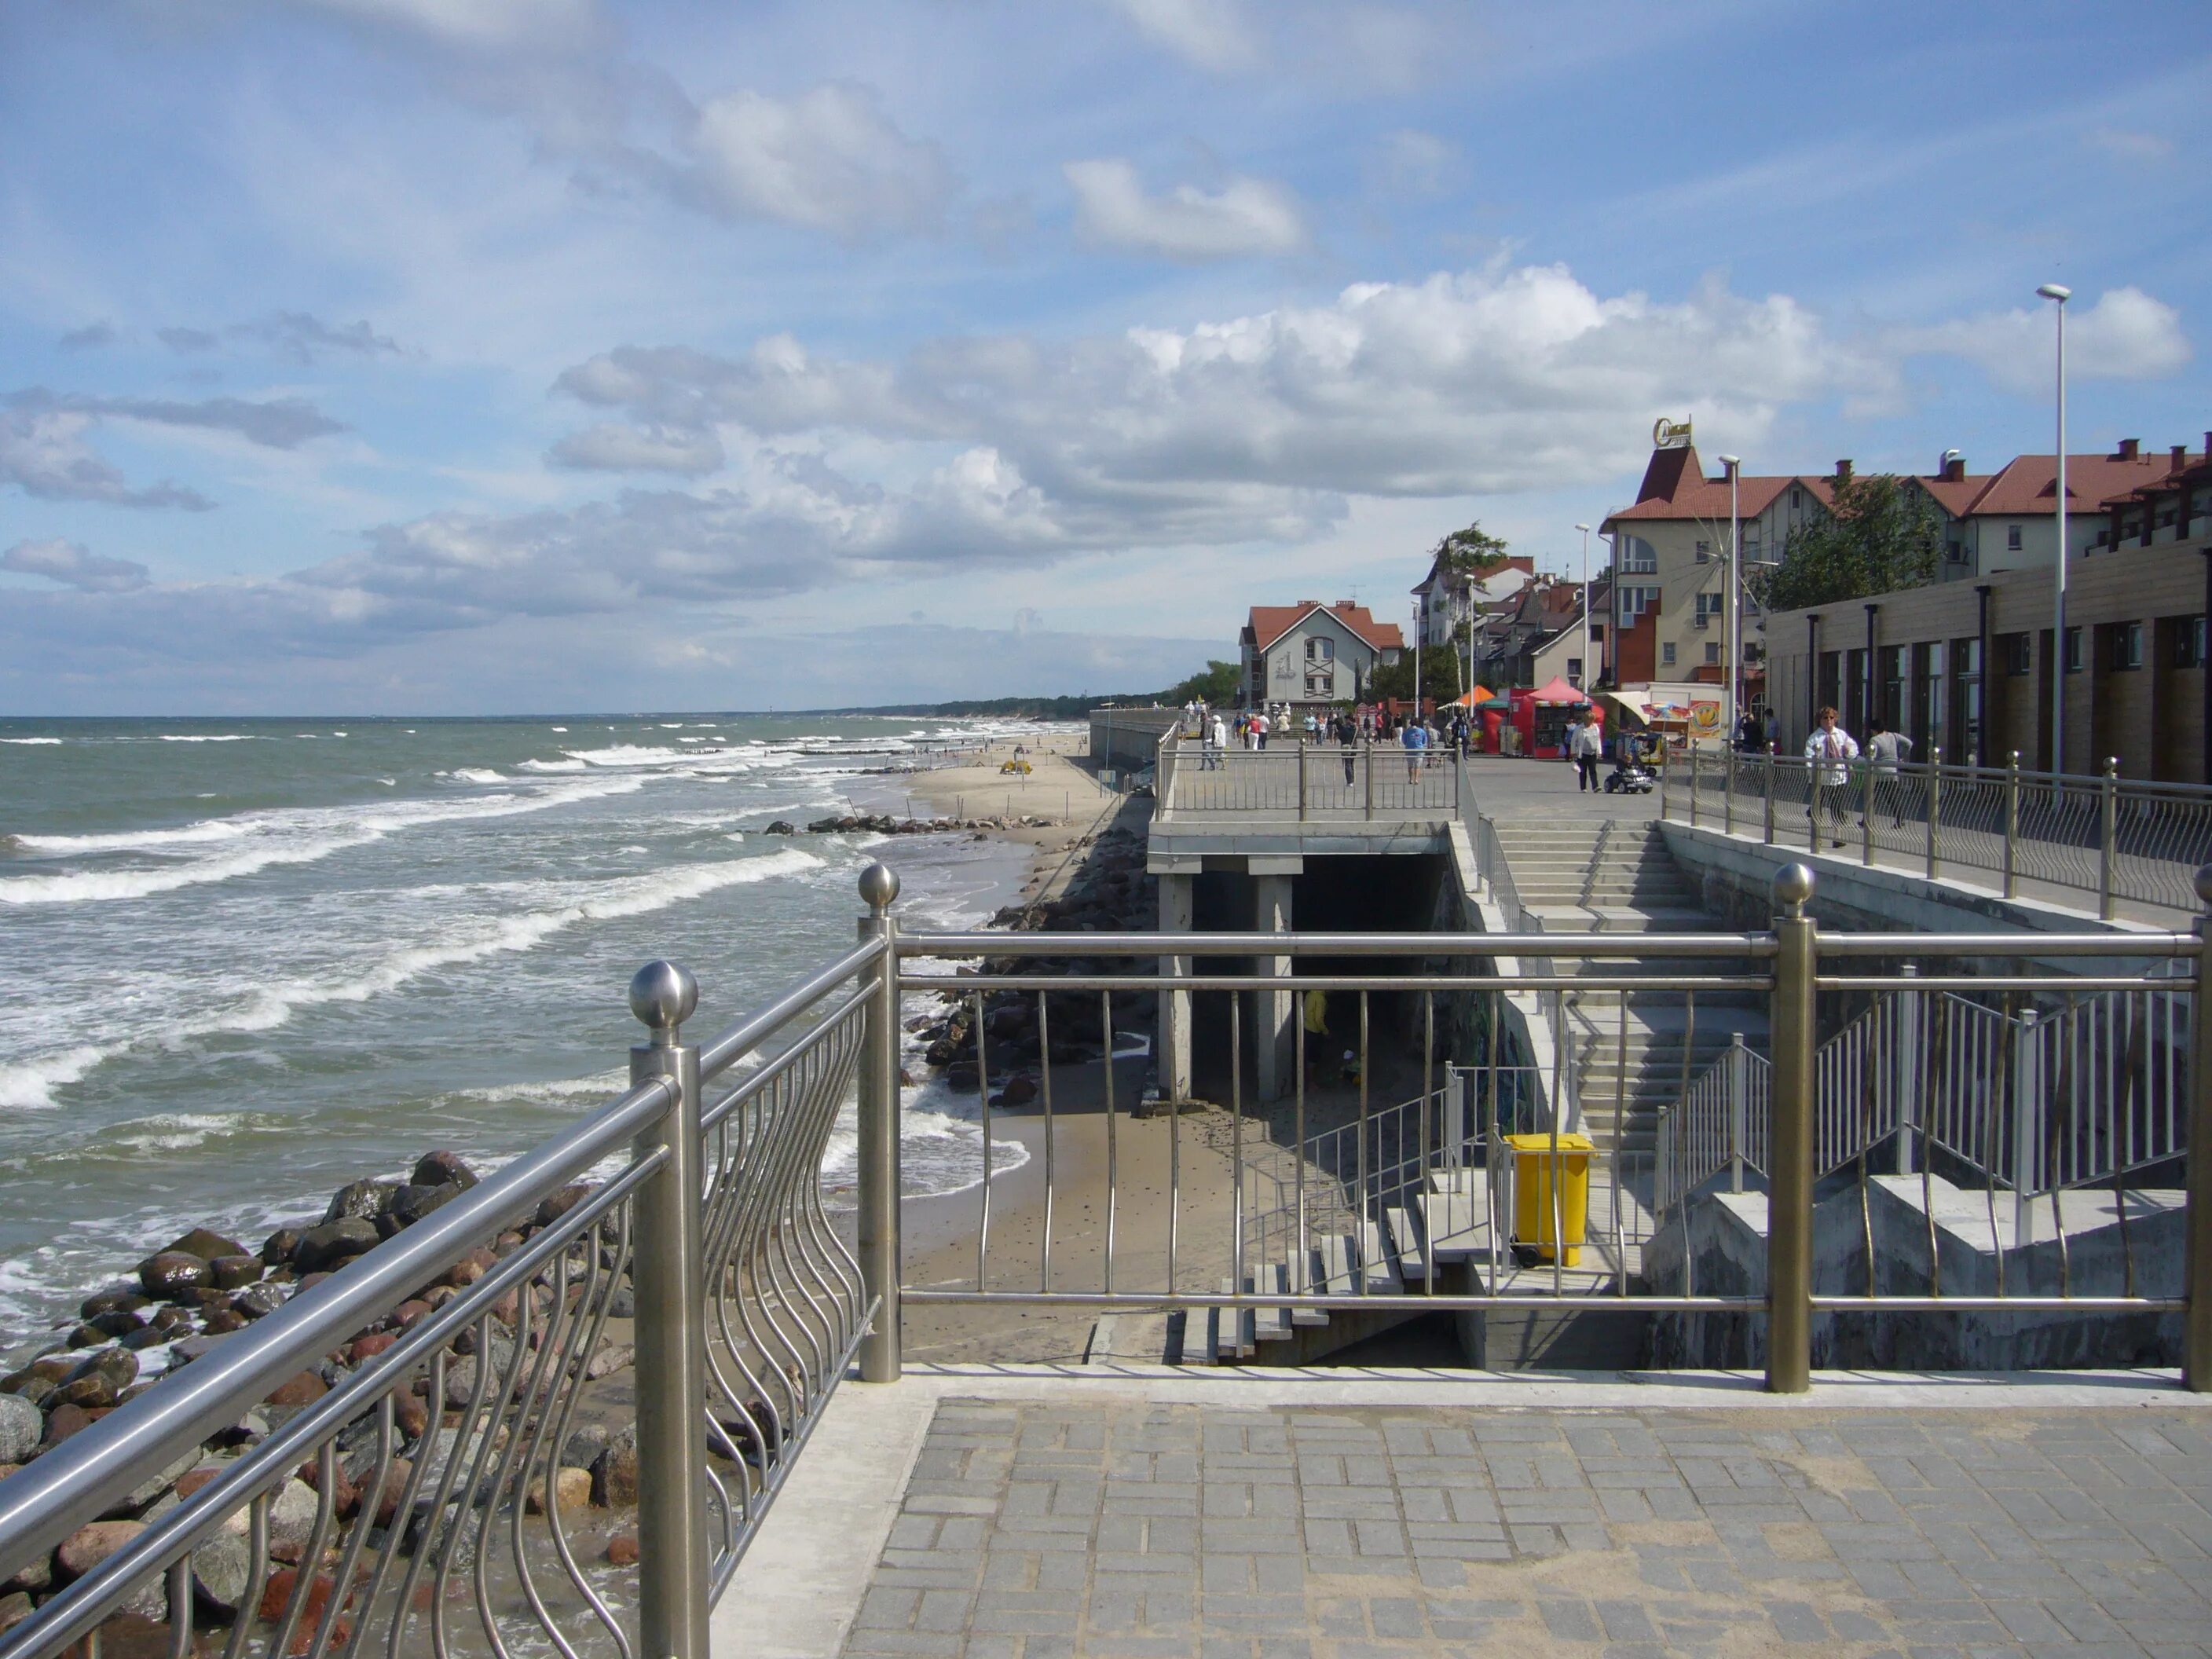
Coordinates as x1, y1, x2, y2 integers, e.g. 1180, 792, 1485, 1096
1652, 416, 1694, 450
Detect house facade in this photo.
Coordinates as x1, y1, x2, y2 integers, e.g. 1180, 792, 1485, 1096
1412, 554, 1536, 649
1240, 600, 1404, 708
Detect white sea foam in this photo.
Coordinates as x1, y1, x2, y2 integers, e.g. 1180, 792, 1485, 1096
516, 756, 588, 772
0, 848, 826, 1106
0, 738, 62, 745
441, 767, 504, 784
155, 734, 263, 742
0, 776, 646, 907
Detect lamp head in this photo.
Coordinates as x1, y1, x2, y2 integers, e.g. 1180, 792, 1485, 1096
1573, 523, 1591, 533
1718, 454, 1740, 469
2036, 283, 2072, 303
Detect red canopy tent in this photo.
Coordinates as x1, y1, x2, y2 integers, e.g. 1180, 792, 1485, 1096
1511, 676, 1599, 759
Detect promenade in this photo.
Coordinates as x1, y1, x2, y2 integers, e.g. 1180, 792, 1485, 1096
724, 1368, 2212, 1659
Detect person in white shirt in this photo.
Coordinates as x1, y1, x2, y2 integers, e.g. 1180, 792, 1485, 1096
1567, 710, 1604, 793
1865, 718, 1913, 828
1203, 713, 1225, 769
1802, 705, 1860, 848
1251, 711, 1269, 750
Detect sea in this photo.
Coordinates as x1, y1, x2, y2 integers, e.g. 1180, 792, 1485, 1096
0, 713, 1066, 1353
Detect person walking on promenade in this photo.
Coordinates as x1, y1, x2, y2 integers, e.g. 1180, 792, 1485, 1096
1568, 708, 1603, 793
1335, 710, 1357, 788
1865, 718, 1912, 828
1253, 709, 1269, 750
1401, 714, 1429, 783
1203, 712, 1225, 770
1804, 705, 1859, 848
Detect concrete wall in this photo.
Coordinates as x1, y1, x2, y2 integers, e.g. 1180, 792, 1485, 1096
1088, 707, 1179, 775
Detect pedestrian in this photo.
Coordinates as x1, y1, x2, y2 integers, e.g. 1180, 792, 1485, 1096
1736, 709, 1761, 753
1804, 705, 1859, 848
1204, 712, 1225, 770
1569, 709, 1603, 793
1336, 710, 1357, 787
1865, 718, 1913, 828
1401, 713, 1429, 782
1254, 709, 1269, 750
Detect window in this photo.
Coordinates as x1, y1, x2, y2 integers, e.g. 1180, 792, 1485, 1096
1661, 641, 1677, 666
1694, 593, 1725, 621
1620, 535, 1658, 574
2005, 633, 2033, 676
1305, 635, 1332, 661
2007, 523, 2023, 551
1566, 657, 1584, 683
1705, 642, 1721, 665
1944, 540, 1966, 562
2178, 617, 2208, 670
2064, 626, 2083, 673
2112, 622, 2144, 671
1694, 539, 1711, 562
1616, 584, 1660, 617
1791, 487, 1804, 511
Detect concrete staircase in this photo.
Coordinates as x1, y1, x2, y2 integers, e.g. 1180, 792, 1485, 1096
1487, 818, 1767, 1155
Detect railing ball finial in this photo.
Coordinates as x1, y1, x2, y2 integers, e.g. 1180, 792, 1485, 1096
628, 959, 699, 1040
1772, 862, 1815, 917
2195, 864, 2212, 909
859, 860, 901, 915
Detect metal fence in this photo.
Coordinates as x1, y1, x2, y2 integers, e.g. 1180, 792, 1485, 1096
0, 936, 892, 1659
1667, 746, 2212, 917
5, 862, 2212, 1659
1159, 738, 1464, 819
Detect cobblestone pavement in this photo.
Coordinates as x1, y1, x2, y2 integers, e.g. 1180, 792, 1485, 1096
839, 1397, 2212, 1658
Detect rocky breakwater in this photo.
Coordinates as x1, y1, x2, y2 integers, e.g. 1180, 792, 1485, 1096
0, 1150, 653, 1644
764, 811, 1056, 837
907, 824, 1169, 1111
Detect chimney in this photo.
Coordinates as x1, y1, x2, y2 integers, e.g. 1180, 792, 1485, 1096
2174, 444, 2189, 471
1835, 459, 1853, 484
1944, 456, 1966, 482
2119, 438, 2141, 460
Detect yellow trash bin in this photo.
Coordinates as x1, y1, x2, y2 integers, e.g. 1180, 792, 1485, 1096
1504, 1132, 1594, 1265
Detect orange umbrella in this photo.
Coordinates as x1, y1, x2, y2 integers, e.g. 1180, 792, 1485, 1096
1448, 685, 1493, 708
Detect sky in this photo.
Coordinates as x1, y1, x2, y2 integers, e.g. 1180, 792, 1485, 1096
2, 0, 2207, 715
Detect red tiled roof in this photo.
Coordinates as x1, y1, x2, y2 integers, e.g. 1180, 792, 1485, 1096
1964, 449, 2204, 515
1247, 600, 1404, 654
1603, 444, 1829, 527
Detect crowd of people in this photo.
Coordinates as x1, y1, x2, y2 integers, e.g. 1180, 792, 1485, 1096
1180, 698, 1479, 774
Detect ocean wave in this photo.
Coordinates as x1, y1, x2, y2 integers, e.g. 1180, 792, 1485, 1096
0, 738, 62, 745
440, 767, 505, 785
449, 1066, 632, 1104
0, 847, 827, 1105
0, 775, 646, 907
154, 734, 264, 742
516, 756, 588, 772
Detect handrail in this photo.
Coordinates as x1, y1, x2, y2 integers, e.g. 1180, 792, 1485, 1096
0, 1075, 676, 1585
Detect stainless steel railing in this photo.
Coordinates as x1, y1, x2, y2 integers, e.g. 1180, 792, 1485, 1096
1668, 745, 2212, 917
0, 934, 891, 1659
1158, 736, 1461, 819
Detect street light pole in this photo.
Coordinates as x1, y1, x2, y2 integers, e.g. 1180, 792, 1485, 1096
1575, 523, 1593, 690
2038, 283, 2071, 776
1719, 455, 1741, 745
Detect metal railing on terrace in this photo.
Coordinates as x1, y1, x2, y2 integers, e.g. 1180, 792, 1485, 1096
1156, 734, 1466, 819
2, 862, 2210, 1659
1664, 745, 2212, 918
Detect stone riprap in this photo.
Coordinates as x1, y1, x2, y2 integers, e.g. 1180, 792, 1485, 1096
842, 1397, 2212, 1657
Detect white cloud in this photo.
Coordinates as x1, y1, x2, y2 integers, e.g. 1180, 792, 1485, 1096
679, 84, 956, 239
1064, 159, 1307, 262
1889, 286, 2192, 396
548, 422, 726, 474
1111, 0, 1259, 71
9, 388, 347, 450
157, 311, 403, 363
2, 538, 150, 593
2086, 126, 2174, 163
291, 0, 601, 54
0, 408, 214, 511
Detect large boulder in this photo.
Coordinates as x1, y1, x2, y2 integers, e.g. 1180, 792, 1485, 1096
137, 1251, 209, 1299
590, 1427, 639, 1507
0, 1395, 39, 1465
163, 1228, 245, 1262
387, 1182, 461, 1229
322, 1181, 394, 1225
292, 1218, 380, 1274
411, 1151, 478, 1190
53, 1347, 137, 1410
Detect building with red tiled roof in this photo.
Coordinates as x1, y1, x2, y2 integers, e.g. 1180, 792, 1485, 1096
1934, 438, 2207, 574
1239, 600, 1404, 707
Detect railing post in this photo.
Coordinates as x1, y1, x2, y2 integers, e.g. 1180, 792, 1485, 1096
2004, 751, 2020, 898
1763, 743, 1776, 845
1925, 746, 1943, 880
1724, 739, 1736, 834
1298, 736, 1307, 821
1659, 738, 1672, 820
1727, 1030, 1749, 1195
857, 863, 903, 1382
2185, 865, 2212, 1390
2100, 757, 2119, 921
1894, 962, 1919, 1175
2011, 1009, 2042, 1234
1689, 742, 1701, 827
1767, 864, 1816, 1393
1860, 757, 1873, 866
1364, 736, 1374, 819
628, 961, 711, 1659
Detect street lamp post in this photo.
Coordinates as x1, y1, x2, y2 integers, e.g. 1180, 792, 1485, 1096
1575, 524, 1594, 690
1719, 456, 1741, 745
2038, 283, 2071, 775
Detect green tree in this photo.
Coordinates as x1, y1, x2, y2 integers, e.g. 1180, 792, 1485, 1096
1362, 645, 1470, 707
1433, 520, 1511, 583
1760, 474, 1943, 612
1160, 659, 1242, 706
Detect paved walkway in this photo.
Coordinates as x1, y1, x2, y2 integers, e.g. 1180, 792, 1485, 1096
833, 1384, 2212, 1658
